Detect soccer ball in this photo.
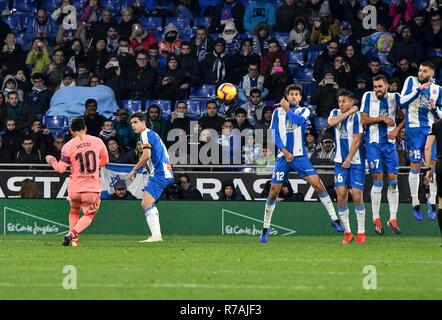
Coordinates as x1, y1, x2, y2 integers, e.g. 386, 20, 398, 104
217, 83, 238, 102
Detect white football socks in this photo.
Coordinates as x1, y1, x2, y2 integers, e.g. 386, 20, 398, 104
387, 180, 399, 220
319, 192, 338, 221
429, 172, 437, 206
338, 206, 351, 233
263, 199, 276, 229
144, 205, 162, 237
409, 170, 420, 207
355, 204, 366, 234
370, 180, 383, 220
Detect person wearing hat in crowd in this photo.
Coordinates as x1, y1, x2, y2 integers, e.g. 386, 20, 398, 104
305, 128, 320, 159
110, 179, 136, 200
159, 23, 182, 57
353, 74, 368, 102
201, 37, 231, 86
113, 108, 137, 151
311, 69, 339, 117
221, 179, 246, 200
87, 36, 110, 75
156, 55, 193, 102
311, 132, 336, 165
27, 73, 53, 117
287, 17, 310, 52
338, 21, 359, 49
58, 69, 76, 90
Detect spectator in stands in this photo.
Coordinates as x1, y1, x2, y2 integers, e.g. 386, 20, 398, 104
263, 56, 293, 101
397, 127, 409, 166
342, 43, 365, 77
252, 23, 272, 55
305, 128, 319, 159
107, 137, 131, 164
389, 0, 416, 32
0, 33, 26, 76
337, 21, 359, 49
148, 43, 167, 73
359, 57, 389, 90
1, 92, 33, 134
110, 179, 136, 200
409, 11, 426, 43
177, 42, 200, 83
238, 63, 267, 102
353, 74, 368, 102
200, 38, 231, 86
311, 70, 338, 117
222, 21, 241, 55
390, 56, 418, 85
332, 54, 353, 89
234, 108, 253, 131
190, 26, 213, 62
15, 136, 43, 164
369, 0, 391, 28
146, 103, 168, 142
0, 92, 6, 130
277, 183, 295, 201
28, 119, 53, 156
156, 55, 193, 101
242, 130, 260, 164
124, 50, 157, 100
63, 38, 87, 74
104, 24, 119, 54
218, 118, 242, 163
46, 135, 65, 161
99, 119, 118, 144
82, 98, 107, 137
77, 0, 102, 48
159, 23, 182, 57
230, 38, 261, 85
424, 12, 442, 51
87, 37, 110, 75
130, 23, 156, 53
15, 69, 32, 94
349, 7, 373, 40
54, 4, 81, 46
116, 37, 136, 72
127, 139, 143, 164
254, 105, 273, 141
0, 16, 11, 43
311, 132, 335, 165
19, 179, 42, 199
89, 9, 116, 44
1, 118, 21, 157
100, 57, 123, 100
313, 39, 339, 82
178, 174, 203, 199
24, 9, 57, 46
169, 101, 192, 135
260, 39, 288, 76
209, 0, 245, 33
244, 0, 275, 32
26, 38, 51, 75
276, 0, 304, 33
287, 17, 310, 52
42, 48, 73, 89
88, 74, 102, 87
388, 77, 401, 93
0, 135, 11, 163
58, 69, 76, 89
2, 75, 24, 102
199, 100, 224, 133
113, 108, 136, 151
118, 7, 139, 39
240, 88, 265, 126
387, 26, 423, 67
51, 0, 75, 40
221, 179, 245, 200
310, 12, 340, 46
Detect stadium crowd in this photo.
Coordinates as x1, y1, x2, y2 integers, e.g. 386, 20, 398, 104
0, 0, 442, 170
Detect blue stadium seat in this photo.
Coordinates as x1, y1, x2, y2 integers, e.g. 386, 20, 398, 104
180, 29, 193, 41
140, 16, 162, 30
382, 65, 396, 77
414, 0, 428, 11
166, 17, 190, 30
292, 67, 314, 83
273, 32, 289, 49
43, 0, 59, 12
0, 0, 8, 10
210, 33, 221, 40
120, 100, 142, 114
305, 83, 318, 98
238, 32, 255, 40
147, 29, 162, 42
146, 100, 172, 118
15, 33, 30, 51
2, 15, 23, 33
121, 0, 147, 6
193, 17, 211, 29
288, 51, 305, 66
72, 0, 86, 11
13, 0, 36, 13
306, 50, 323, 67
313, 117, 329, 132
42, 115, 69, 130
101, 0, 121, 14
190, 84, 216, 99
263, 100, 276, 107
178, 100, 201, 119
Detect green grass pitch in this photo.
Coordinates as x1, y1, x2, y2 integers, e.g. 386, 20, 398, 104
1, 235, 442, 300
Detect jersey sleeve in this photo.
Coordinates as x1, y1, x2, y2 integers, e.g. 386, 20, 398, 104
140, 130, 149, 146
360, 92, 370, 113
394, 92, 402, 109
353, 112, 363, 135
286, 107, 310, 126
60, 144, 71, 165
270, 109, 285, 151
328, 108, 339, 120
400, 76, 420, 107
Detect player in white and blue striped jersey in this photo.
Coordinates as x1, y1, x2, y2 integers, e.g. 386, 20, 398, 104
360, 75, 402, 236
260, 84, 344, 243
328, 90, 366, 244
400, 61, 442, 221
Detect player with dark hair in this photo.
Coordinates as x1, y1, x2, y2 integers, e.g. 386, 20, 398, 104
129, 112, 174, 243
45, 117, 109, 246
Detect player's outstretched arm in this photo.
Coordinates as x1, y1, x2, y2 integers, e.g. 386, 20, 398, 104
425, 133, 436, 182
399, 76, 420, 107
45, 155, 68, 173
128, 144, 151, 179
328, 106, 358, 127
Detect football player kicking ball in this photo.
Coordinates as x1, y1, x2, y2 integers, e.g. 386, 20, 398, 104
45, 117, 109, 246
128, 112, 174, 243
259, 84, 345, 243
328, 90, 366, 244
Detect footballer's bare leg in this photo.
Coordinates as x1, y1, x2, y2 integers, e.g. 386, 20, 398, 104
304, 174, 344, 233
140, 191, 163, 243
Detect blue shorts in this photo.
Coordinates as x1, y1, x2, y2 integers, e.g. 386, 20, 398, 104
144, 175, 175, 201
406, 127, 436, 163
366, 143, 399, 174
334, 163, 365, 190
272, 155, 317, 184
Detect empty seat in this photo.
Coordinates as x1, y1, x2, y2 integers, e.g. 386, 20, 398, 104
273, 32, 289, 49
166, 17, 190, 30
288, 51, 305, 66
190, 84, 216, 99
120, 100, 142, 114
140, 16, 162, 30
305, 83, 318, 98
100, 0, 121, 14
146, 100, 172, 118
72, 0, 86, 11
43, 0, 59, 12
381, 65, 396, 77
182, 100, 201, 118
292, 67, 314, 83
193, 16, 211, 29
42, 115, 69, 130
313, 117, 329, 132
306, 50, 322, 67
2, 15, 23, 33
13, 0, 36, 13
